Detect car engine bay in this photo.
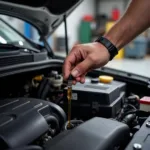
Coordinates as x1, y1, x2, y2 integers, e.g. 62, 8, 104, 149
1, 0, 150, 149
0, 64, 150, 150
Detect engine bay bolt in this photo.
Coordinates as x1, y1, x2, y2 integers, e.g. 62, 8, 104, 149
146, 121, 150, 128
133, 143, 142, 150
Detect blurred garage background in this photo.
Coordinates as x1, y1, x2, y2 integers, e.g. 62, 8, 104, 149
0, 0, 150, 77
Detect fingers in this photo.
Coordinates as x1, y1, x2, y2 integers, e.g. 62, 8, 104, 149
75, 76, 85, 84
63, 52, 75, 80
72, 80, 77, 85
76, 77, 81, 82
63, 42, 110, 85
78, 72, 87, 83
72, 76, 85, 85
63, 46, 83, 80
71, 57, 93, 78
63, 59, 72, 80
81, 76, 86, 83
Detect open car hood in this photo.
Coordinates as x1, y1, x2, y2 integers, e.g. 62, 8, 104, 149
0, 0, 82, 37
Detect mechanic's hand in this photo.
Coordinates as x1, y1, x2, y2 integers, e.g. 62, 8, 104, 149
63, 42, 110, 84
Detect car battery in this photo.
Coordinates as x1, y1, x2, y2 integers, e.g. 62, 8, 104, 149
63, 77, 126, 120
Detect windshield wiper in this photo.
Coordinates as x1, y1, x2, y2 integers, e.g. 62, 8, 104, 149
0, 43, 40, 53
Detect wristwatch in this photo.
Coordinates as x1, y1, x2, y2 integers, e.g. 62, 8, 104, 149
95, 36, 118, 60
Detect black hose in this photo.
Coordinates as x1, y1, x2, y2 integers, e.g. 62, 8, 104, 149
7, 145, 43, 150
45, 115, 60, 133
41, 84, 50, 99
123, 110, 137, 117
37, 78, 48, 98
127, 104, 137, 110
122, 114, 136, 126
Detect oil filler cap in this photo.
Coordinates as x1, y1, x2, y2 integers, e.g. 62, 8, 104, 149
99, 75, 113, 83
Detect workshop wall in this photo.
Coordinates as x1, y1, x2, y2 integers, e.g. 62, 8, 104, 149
53, 0, 95, 50
97, 0, 130, 17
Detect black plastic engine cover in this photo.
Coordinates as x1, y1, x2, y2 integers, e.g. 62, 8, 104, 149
45, 117, 130, 150
0, 98, 66, 149
125, 116, 150, 150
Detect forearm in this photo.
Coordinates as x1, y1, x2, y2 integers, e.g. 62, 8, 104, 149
104, 0, 150, 50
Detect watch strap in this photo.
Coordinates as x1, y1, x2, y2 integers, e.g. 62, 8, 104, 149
95, 36, 118, 60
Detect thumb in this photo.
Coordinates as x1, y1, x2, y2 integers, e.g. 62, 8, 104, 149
71, 58, 93, 78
